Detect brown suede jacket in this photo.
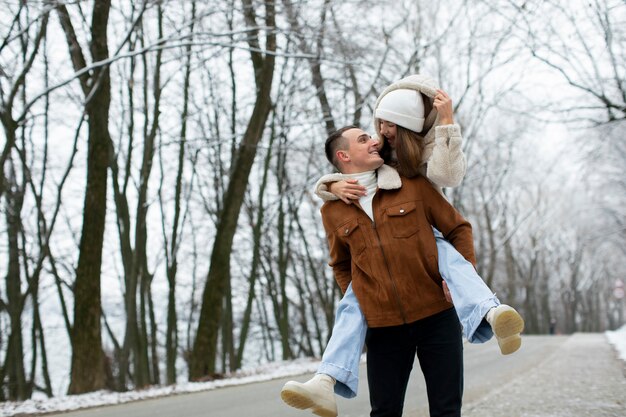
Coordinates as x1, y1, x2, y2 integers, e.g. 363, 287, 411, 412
320, 165, 476, 328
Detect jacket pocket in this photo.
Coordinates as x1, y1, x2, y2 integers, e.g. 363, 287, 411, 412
336, 218, 367, 255
385, 201, 419, 238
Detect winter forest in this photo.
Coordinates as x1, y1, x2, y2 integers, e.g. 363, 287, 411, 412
0, 0, 625, 402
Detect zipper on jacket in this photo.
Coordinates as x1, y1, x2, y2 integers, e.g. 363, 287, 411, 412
371, 219, 408, 324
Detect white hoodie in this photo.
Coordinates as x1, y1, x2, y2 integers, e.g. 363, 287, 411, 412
315, 74, 466, 201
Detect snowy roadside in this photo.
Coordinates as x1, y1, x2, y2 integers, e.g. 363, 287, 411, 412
606, 323, 626, 362
0, 358, 323, 417
2, 326, 625, 417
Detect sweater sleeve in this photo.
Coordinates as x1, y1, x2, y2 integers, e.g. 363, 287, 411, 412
314, 173, 346, 202
425, 124, 467, 188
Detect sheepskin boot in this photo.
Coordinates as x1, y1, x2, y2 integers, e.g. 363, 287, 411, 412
486, 304, 525, 355
280, 373, 337, 417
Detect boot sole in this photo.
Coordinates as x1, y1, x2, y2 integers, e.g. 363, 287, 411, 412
492, 307, 525, 339
497, 334, 522, 355
492, 306, 524, 355
280, 383, 338, 417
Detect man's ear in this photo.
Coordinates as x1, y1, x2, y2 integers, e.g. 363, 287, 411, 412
336, 150, 350, 163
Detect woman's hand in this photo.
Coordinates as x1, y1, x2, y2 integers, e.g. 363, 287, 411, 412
329, 179, 367, 204
442, 281, 453, 303
433, 89, 454, 125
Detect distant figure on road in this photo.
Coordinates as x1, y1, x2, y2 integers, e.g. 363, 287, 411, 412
549, 317, 557, 335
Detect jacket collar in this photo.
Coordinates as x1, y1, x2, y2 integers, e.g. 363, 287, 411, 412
376, 164, 402, 190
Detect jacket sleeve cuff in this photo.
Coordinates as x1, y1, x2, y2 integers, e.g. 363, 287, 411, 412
314, 173, 343, 201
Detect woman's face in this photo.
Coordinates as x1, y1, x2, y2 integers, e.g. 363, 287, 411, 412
379, 120, 397, 148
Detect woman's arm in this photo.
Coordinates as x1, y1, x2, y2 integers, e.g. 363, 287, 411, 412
314, 174, 366, 204
426, 89, 467, 187
427, 124, 466, 187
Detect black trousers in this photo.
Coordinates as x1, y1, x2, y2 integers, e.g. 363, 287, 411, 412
365, 308, 464, 417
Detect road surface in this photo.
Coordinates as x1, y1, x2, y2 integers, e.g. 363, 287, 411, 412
46, 334, 625, 417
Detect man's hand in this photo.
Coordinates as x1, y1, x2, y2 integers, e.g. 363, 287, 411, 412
329, 179, 367, 205
442, 281, 453, 303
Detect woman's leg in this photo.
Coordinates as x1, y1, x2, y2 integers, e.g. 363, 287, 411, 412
317, 282, 367, 398
433, 228, 524, 354
432, 227, 499, 343
281, 283, 367, 416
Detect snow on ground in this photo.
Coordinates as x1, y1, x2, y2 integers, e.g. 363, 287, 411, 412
0, 358, 322, 417
2, 327, 625, 417
606, 323, 626, 362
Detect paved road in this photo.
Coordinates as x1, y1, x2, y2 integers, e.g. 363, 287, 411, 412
46, 334, 625, 417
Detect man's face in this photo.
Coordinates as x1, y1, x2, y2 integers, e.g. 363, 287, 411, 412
340, 128, 383, 174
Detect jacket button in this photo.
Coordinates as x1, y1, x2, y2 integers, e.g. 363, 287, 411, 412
345, 228, 350, 235
400, 209, 405, 213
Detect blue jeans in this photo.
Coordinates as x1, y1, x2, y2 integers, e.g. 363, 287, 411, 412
318, 228, 499, 398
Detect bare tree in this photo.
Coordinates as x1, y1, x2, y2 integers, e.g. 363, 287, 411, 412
155, 0, 198, 386
54, 0, 114, 394
487, 0, 626, 125
189, 0, 277, 380
0, 2, 51, 401
0, 3, 49, 199
1, 160, 28, 400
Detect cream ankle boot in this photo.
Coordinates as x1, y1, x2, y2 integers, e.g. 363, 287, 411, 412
280, 373, 337, 417
486, 304, 525, 355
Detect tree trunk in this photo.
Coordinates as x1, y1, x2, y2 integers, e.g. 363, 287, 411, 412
109, 45, 136, 394
189, 0, 276, 380
0, 29, 50, 390
137, 268, 151, 387
131, 6, 163, 383
234, 120, 276, 369
34, 303, 53, 397
3, 164, 28, 401
147, 277, 160, 385
275, 141, 293, 360
163, 0, 195, 385
63, 0, 113, 394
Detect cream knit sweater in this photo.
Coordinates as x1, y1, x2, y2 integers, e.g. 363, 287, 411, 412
315, 74, 466, 201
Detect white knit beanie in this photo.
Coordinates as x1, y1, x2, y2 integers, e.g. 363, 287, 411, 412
375, 89, 425, 132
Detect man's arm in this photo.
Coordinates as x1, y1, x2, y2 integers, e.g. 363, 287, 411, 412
420, 179, 476, 266
321, 207, 352, 293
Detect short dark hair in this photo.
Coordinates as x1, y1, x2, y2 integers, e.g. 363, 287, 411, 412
325, 125, 358, 170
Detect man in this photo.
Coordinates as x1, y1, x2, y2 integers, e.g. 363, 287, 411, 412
320, 126, 472, 416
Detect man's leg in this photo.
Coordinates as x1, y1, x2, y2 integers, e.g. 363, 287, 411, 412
366, 324, 416, 417
433, 228, 524, 354
281, 284, 367, 416
415, 308, 464, 417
